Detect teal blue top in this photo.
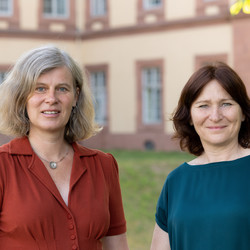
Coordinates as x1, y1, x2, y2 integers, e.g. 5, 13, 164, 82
155, 155, 250, 250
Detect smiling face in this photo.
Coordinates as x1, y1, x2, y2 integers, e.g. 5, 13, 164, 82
26, 66, 78, 136
190, 80, 245, 150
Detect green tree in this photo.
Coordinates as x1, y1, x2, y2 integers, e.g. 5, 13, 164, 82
230, 0, 250, 15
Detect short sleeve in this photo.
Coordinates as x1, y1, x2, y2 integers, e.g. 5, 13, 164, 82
0, 153, 7, 211
155, 178, 168, 232
0, 169, 3, 210
105, 154, 127, 236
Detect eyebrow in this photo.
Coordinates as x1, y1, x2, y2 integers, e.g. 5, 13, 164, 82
35, 82, 72, 86
194, 98, 234, 104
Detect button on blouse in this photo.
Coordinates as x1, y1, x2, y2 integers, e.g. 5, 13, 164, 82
0, 137, 126, 250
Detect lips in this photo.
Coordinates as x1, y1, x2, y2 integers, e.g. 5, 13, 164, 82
207, 126, 227, 130
42, 110, 60, 114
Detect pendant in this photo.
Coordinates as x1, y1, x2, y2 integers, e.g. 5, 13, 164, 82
49, 161, 57, 169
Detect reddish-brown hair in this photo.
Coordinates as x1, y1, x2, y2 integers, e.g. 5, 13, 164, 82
172, 62, 250, 155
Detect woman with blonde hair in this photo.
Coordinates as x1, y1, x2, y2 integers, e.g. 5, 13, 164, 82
0, 45, 129, 250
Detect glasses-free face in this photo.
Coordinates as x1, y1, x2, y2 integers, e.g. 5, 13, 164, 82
26, 66, 78, 136
190, 80, 245, 150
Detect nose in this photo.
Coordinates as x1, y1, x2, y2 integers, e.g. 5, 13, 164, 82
45, 89, 58, 104
209, 106, 222, 122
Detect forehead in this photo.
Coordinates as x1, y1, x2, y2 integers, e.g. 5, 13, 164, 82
37, 66, 73, 82
195, 80, 232, 101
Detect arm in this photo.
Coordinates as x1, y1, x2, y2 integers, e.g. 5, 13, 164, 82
150, 223, 171, 250
102, 233, 129, 250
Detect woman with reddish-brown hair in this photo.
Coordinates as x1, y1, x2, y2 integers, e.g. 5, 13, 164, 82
151, 62, 250, 250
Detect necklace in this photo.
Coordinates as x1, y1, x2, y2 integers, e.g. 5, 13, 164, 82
33, 147, 70, 169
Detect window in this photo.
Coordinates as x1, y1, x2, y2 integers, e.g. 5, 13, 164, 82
39, 0, 75, 32
86, 0, 109, 30
90, 0, 107, 17
136, 59, 164, 131
0, 71, 7, 84
90, 71, 107, 125
142, 67, 162, 124
143, 0, 162, 9
43, 0, 68, 18
137, 0, 164, 24
0, 0, 12, 16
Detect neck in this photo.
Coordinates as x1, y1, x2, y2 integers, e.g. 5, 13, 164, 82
200, 143, 246, 164
28, 130, 69, 159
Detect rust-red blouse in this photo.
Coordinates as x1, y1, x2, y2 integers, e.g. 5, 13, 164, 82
0, 137, 126, 250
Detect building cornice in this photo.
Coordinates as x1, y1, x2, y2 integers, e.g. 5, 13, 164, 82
0, 13, 249, 41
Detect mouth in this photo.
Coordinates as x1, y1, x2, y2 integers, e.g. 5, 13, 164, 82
207, 126, 226, 130
42, 111, 60, 114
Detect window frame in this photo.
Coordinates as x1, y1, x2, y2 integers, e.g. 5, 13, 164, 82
90, 0, 107, 17
0, 71, 7, 84
90, 71, 107, 125
142, 67, 162, 124
0, 65, 10, 84
86, 64, 109, 127
85, 0, 109, 30
43, 0, 69, 19
136, 59, 164, 132
143, 0, 162, 10
38, 0, 76, 31
0, 0, 12, 16
137, 0, 165, 24
0, 0, 19, 28
196, 0, 228, 16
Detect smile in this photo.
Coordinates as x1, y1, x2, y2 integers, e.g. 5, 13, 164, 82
42, 111, 60, 114
207, 126, 226, 129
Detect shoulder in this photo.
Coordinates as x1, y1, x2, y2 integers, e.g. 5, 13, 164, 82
0, 140, 11, 154
74, 142, 116, 161
0, 139, 16, 178
0, 137, 32, 171
242, 148, 250, 157
92, 149, 118, 170
0, 137, 31, 155
167, 162, 188, 180
74, 143, 119, 173
158, 163, 187, 193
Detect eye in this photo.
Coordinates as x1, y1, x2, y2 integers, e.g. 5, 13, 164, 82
35, 86, 46, 93
221, 102, 232, 107
57, 86, 68, 92
198, 104, 208, 108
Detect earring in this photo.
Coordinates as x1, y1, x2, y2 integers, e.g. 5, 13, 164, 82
72, 106, 77, 114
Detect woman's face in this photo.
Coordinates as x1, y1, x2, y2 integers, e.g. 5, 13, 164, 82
190, 80, 245, 150
26, 66, 78, 136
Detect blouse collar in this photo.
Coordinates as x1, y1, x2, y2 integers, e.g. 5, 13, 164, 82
6, 136, 98, 157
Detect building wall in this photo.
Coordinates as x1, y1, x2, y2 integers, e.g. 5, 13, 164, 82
81, 21, 233, 150
82, 23, 232, 133
0, 0, 248, 151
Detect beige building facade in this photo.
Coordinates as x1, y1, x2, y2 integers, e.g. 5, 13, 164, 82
0, 0, 249, 151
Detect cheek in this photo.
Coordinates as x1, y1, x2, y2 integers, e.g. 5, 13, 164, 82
26, 101, 32, 115
26, 97, 40, 117
190, 111, 200, 126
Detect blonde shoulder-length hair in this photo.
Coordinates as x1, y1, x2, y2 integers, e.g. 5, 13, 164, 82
0, 45, 100, 143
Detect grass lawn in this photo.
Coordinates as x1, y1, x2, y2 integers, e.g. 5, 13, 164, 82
108, 150, 194, 250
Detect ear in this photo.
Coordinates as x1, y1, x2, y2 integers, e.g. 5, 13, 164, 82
241, 113, 245, 122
